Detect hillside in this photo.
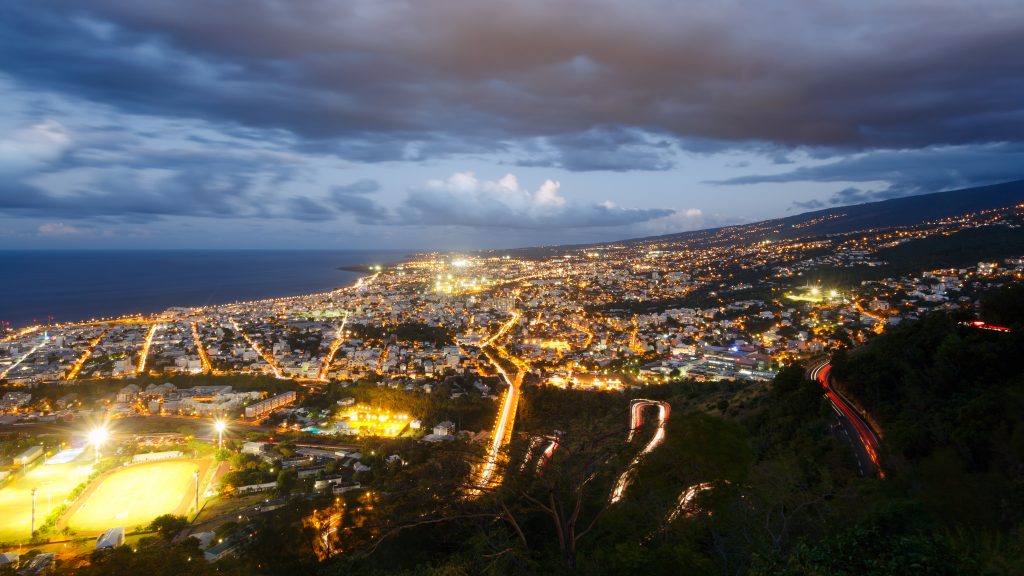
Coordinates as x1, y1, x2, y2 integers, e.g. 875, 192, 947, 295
630, 179, 1024, 247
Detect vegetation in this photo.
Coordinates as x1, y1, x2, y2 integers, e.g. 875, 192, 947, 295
809, 225, 1024, 285
149, 514, 189, 540
34, 283, 1024, 575
314, 286, 1024, 575
348, 322, 455, 347
76, 535, 246, 576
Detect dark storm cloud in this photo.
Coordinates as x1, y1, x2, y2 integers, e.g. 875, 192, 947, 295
0, 171, 256, 222
519, 126, 677, 172
330, 181, 390, 224
3, 0, 1023, 170
792, 199, 826, 210
285, 196, 336, 222
0, 174, 350, 223
713, 142, 1024, 205
0, 112, 339, 222
0, 137, 331, 223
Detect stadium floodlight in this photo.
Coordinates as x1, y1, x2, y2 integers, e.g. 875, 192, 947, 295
214, 418, 227, 450
88, 425, 108, 463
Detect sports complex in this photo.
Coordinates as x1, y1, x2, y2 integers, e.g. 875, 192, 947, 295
1, 442, 213, 541
65, 458, 209, 533
0, 454, 93, 541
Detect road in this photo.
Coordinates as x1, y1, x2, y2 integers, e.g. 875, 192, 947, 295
64, 328, 109, 381
136, 323, 162, 374
470, 309, 526, 495
0, 336, 49, 379
853, 301, 886, 334
230, 319, 284, 379
471, 344, 524, 494
191, 322, 213, 373
318, 310, 350, 381
809, 360, 884, 478
610, 399, 671, 503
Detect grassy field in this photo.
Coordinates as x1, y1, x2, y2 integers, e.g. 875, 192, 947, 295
0, 459, 94, 542
67, 460, 201, 533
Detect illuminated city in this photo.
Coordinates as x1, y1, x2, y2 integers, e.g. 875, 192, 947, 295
2, 1, 1024, 574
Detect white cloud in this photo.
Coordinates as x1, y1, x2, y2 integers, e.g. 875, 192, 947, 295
639, 207, 739, 235
0, 120, 72, 174
400, 171, 673, 229
37, 222, 83, 236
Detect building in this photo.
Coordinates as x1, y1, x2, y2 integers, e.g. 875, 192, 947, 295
13, 445, 43, 467
241, 441, 267, 455
96, 527, 125, 550
244, 391, 297, 419
131, 451, 183, 464
432, 421, 455, 436
20, 553, 54, 575
0, 553, 18, 569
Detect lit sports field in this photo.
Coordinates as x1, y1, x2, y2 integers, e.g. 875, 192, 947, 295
0, 460, 94, 542
67, 460, 200, 533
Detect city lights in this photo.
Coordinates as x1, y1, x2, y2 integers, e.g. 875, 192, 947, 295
88, 425, 109, 463
214, 418, 227, 450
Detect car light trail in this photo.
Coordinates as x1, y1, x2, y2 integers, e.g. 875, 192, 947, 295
666, 482, 714, 523
610, 399, 671, 504
230, 319, 284, 379
135, 323, 162, 374
520, 434, 561, 476
65, 328, 108, 381
318, 310, 350, 381
519, 436, 544, 472
469, 304, 524, 496
962, 319, 1012, 332
536, 436, 559, 475
470, 345, 523, 495
812, 361, 884, 478
191, 322, 213, 373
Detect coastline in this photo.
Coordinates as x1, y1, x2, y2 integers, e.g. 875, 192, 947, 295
0, 250, 408, 329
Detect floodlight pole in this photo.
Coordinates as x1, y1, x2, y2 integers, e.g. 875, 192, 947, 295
30, 488, 36, 536
194, 469, 200, 515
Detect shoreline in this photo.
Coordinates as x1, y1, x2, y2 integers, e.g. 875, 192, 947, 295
0, 251, 410, 331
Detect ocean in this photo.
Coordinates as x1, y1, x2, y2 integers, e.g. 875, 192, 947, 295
0, 250, 406, 328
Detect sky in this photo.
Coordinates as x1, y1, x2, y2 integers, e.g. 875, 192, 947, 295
1, 0, 1023, 250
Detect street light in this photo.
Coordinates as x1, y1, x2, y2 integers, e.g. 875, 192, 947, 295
88, 426, 108, 463
214, 419, 227, 450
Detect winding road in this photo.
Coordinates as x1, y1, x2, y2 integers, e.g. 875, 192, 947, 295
809, 359, 884, 478
610, 399, 671, 503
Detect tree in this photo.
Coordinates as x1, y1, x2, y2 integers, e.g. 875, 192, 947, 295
148, 514, 188, 540
277, 468, 298, 494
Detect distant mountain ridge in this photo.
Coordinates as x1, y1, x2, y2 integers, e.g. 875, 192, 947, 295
484, 180, 1024, 258
629, 179, 1024, 246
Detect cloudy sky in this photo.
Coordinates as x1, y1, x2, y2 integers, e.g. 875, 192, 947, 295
2, 0, 1023, 249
